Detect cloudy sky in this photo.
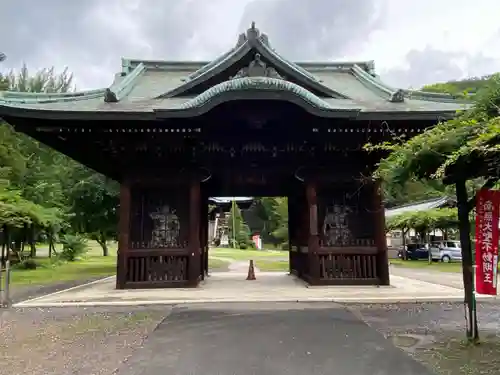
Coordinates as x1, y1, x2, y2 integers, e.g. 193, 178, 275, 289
1, 0, 499, 90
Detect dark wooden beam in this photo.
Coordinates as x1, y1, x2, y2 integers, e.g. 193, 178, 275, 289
116, 181, 131, 289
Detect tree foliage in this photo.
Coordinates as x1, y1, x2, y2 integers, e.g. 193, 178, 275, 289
0, 64, 117, 258
369, 74, 500, 345
386, 208, 459, 232
67, 170, 119, 255
369, 73, 500, 185
227, 202, 251, 248
1, 64, 74, 93
0, 187, 65, 228
422, 74, 493, 96
243, 197, 289, 247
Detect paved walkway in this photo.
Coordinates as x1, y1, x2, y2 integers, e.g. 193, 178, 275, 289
13, 268, 494, 307
390, 266, 465, 289
115, 303, 432, 375
210, 256, 262, 273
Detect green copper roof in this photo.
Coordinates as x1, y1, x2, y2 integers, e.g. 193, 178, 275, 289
179, 77, 333, 110
0, 22, 471, 118
0, 88, 106, 104
104, 63, 146, 103
156, 23, 350, 100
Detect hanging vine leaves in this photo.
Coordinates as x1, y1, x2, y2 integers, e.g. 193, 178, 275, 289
366, 73, 500, 186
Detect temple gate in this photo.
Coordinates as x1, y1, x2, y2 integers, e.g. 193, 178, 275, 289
0, 23, 467, 288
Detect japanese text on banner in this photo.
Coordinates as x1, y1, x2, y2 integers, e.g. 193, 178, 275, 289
475, 189, 500, 295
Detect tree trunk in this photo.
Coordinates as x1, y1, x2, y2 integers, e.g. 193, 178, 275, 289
1, 225, 6, 267
97, 232, 109, 256
402, 228, 408, 260
29, 225, 37, 258
48, 231, 54, 258
456, 179, 479, 344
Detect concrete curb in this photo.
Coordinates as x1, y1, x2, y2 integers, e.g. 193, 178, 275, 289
12, 294, 494, 308
13, 275, 116, 306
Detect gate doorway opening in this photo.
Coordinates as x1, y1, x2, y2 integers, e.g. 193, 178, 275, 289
207, 196, 290, 275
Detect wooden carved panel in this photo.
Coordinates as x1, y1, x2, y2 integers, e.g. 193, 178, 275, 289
317, 183, 376, 247
129, 187, 190, 249
319, 254, 377, 280
126, 254, 189, 282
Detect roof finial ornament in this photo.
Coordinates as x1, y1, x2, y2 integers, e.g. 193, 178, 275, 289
246, 21, 260, 40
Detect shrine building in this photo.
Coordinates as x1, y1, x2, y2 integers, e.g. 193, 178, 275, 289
0, 23, 468, 288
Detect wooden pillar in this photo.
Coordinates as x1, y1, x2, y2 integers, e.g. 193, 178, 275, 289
306, 180, 320, 282
188, 178, 201, 286
373, 179, 390, 285
116, 181, 131, 289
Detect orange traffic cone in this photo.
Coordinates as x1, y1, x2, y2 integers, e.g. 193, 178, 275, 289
246, 260, 256, 280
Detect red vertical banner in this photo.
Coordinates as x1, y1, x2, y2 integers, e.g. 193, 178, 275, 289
475, 189, 500, 295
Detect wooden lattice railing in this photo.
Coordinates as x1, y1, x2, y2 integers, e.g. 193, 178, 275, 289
298, 246, 379, 285
123, 249, 191, 287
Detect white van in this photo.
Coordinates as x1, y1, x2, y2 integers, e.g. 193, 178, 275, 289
429, 241, 462, 262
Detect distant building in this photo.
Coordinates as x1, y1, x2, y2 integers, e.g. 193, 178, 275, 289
385, 196, 456, 248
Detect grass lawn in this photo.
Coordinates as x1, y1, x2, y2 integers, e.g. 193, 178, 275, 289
10, 256, 117, 286
390, 259, 464, 273
8, 241, 117, 287
208, 258, 230, 271
416, 334, 500, 375
210, 247, 287, 261
255, 259, 289, 272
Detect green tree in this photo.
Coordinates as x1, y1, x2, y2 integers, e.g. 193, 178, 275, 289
422, 75, 493, 96
68, 170, 119, 256
244, 197, 289, 247
227, 202, 251, 248
269, 197, 288, 248
0, 64, 119, 258
368, 74, 500, 344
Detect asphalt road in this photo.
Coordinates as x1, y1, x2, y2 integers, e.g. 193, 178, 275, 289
116, 302, 433, 375
390, 266, 465, 289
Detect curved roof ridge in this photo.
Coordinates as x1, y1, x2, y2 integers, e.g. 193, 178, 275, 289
155, 23, 350, 100
299, 61, 375, 72
179, 76, 334, 110
252, 37, 349, 99
256, 39, 320, 82
0, 88, 106, 104
156, 41, 252, 99
188, 49, 236, 80
104, 63, 146, 103
351, 64, 404, 103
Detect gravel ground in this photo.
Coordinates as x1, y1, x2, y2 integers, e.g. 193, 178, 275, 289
0, 306, 171, 375
350, 301, 500, 374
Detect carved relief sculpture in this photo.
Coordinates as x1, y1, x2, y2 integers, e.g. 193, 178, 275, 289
322, 203, 352, 246
149, 205, 180, 248
231, 53, 284, 80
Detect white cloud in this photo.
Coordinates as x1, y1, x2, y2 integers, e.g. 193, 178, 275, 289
1, 0, 499, 89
